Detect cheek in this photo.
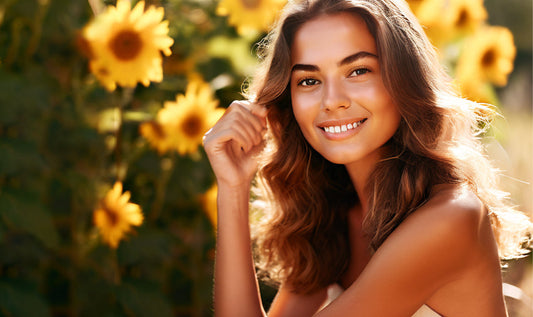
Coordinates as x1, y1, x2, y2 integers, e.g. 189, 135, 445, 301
291, 93, 316, 130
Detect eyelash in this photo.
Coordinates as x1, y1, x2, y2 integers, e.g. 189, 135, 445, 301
297, 78, 320, 86
350, 67, 371, 77
296, 67, 372, 87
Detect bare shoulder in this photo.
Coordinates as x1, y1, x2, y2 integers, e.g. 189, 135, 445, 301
405, 183, 486, 244
381, 183, 490, 277
424, 183, 484, 218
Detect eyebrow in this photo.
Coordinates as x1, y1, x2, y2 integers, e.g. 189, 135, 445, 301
291, 51, 378, 73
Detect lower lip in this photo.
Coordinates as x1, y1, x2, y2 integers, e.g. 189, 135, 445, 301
320, 120, 366, 141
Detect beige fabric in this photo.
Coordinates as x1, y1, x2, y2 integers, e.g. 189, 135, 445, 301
411, 304, 441, 317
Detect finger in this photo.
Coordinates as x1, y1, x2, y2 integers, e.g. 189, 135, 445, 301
205, 108, 262, 150
232, 117, 263, 147
249, 138, 267, 159
233, 100, 268, 129
223, 106, 265, 146
249, 102, 269, 119
204, 128, 246, 159
223, 121, 259, 152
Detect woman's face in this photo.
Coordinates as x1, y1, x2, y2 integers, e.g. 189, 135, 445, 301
290, 12, 401, 167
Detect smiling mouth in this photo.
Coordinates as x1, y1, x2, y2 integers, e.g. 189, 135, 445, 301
321, 118, 367, 134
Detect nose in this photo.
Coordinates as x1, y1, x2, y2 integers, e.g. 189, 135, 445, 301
322, 79, 350, 112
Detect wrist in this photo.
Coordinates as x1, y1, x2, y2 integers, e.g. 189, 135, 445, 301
217, 181, 251, 202
216, 178, 253, 193
216, 181, 252, 222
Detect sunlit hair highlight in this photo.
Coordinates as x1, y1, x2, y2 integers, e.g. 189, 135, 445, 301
246, 0, 531, 294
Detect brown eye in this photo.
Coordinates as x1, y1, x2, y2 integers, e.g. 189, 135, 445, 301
350, 68, 371, 76
298, 78, 320, 86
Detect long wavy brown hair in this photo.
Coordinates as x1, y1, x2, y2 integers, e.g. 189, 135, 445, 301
245, 0, 531, 294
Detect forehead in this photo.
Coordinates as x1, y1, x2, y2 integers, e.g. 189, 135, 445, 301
291, 12, 377, 65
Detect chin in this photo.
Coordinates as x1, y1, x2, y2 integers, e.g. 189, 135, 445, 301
320, 152, 360, 165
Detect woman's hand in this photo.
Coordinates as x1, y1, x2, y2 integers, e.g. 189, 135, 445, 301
203, 100, 268, 188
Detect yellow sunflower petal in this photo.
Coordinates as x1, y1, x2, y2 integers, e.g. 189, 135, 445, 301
200, 184, 218, 229
125, 206, 144, 226
118, 191, 132, 207
129, 0, 145, 22
140, 121, 172, 154
216, 0, 287, 35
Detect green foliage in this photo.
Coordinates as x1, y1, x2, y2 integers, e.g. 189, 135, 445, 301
0, 0, 265, 315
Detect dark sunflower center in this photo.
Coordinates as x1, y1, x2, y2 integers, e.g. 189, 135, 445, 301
481, 49, 496, 68
150, 121, 166, 139
182, 115, 203, 138
241, 0, 261, 9
97, 66, 109, 76
456, 9, 469, 28
109, 30, 143, 61
101, 203, 120, 226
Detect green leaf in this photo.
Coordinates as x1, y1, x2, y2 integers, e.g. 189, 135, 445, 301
0, 282, 51, 317
0, 69, 50, 126
0, 138, 47, 176
117, 229, 172, 265
116, 282, 173, 317
0, 190, 59, 249
0, 233, 48, 265
75, 269, 119, 316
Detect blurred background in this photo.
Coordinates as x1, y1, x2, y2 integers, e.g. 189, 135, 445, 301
0, 0, 530, 316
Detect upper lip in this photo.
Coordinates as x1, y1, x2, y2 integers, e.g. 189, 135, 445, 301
316, 117, 367, 128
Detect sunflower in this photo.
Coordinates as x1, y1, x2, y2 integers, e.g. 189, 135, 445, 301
456, 26, 516, 87
142, 78, 225, 155
93, 182, 144, 249
446, 0, 487, 36
82, 0, 174, 91
216, 0, 287, 35
139, 121, 171, 154
200, 184, 218, 229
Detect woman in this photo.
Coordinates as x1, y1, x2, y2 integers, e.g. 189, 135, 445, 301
203, 0, 531, 315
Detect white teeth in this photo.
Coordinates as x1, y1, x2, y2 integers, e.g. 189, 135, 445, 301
323, 120, 365, 134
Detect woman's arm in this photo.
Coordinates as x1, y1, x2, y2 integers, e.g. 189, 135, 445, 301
203, 101, 268, 317
314, 188, 505, 316
214, 183, 266, 317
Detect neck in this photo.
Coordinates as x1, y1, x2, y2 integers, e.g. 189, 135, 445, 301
344, 151, 381, 216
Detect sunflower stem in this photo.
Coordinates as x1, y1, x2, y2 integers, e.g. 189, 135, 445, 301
114, 87, 134, 182
24, 0, 49, 62
111, 249, 122, 285
149, 153, 176, 222
5, 18, 23, 68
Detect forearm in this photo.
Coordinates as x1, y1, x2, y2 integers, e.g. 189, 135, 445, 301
214, 183, 266, 317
